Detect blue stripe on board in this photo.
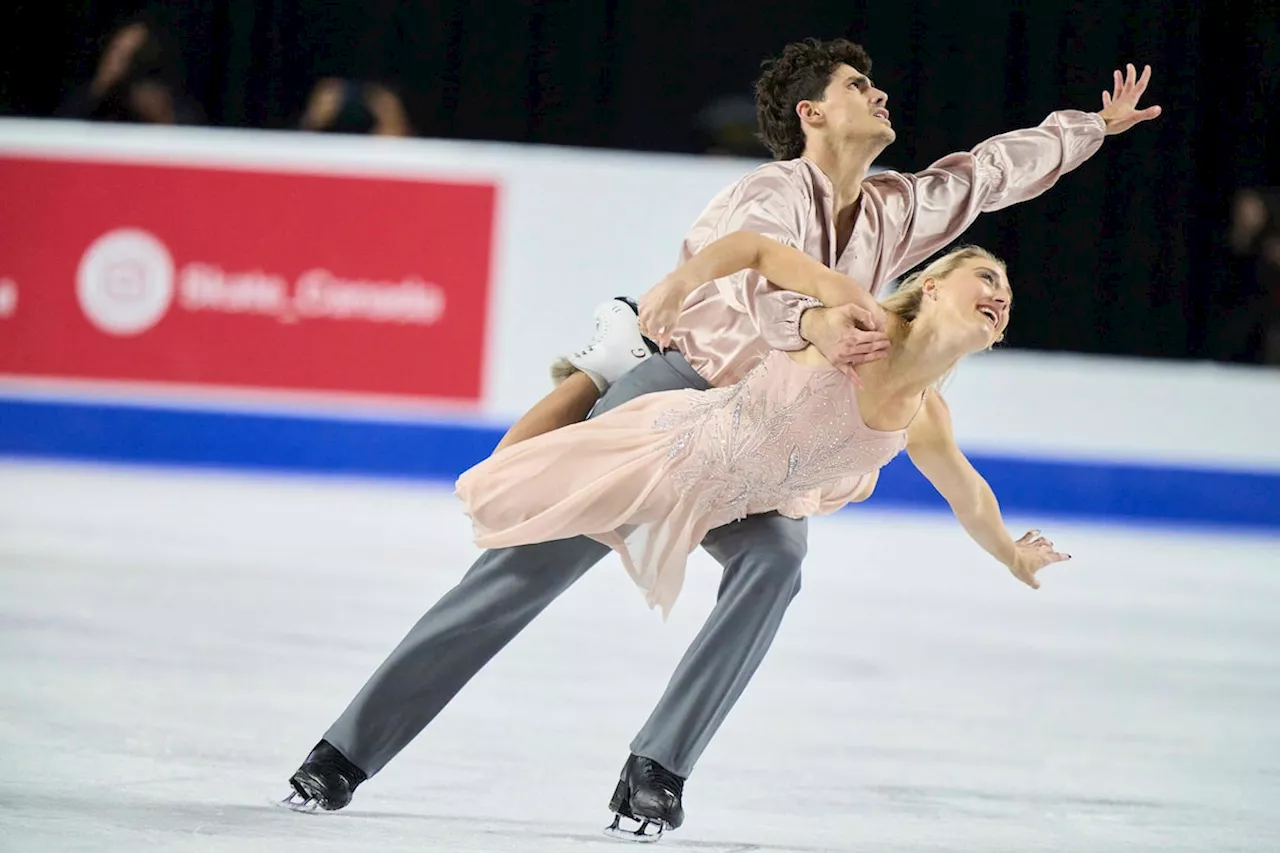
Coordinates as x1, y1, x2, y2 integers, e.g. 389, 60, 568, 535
1, 397, 1277, 530
869, 454, 1280, 529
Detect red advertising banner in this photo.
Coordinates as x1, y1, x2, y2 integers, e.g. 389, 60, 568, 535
0, 155, 496, 401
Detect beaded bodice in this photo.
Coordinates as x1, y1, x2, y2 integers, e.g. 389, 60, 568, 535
653, 351, 911, 525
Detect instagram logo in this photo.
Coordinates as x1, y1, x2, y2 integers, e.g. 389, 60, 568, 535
76, 229, 175, 335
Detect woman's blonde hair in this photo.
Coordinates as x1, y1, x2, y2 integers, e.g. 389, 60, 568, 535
879, 245, 1007, 391
880, 244, 1006, 323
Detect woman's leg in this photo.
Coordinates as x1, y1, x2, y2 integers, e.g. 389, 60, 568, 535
495, 371, 600, 451
494, 298, 654, 451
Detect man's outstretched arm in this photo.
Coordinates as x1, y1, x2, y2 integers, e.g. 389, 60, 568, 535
880, 63, 1162, 275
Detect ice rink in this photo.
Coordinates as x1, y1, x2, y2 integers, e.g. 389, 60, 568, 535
2, 459, 1277, 852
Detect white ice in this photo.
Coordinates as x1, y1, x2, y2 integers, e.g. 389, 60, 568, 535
1, 459, 1277, 852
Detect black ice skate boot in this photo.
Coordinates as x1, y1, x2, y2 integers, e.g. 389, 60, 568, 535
279, 740, 367, 812
604, 753, 685, 842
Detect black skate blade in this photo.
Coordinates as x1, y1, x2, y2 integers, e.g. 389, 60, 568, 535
275, 790, 320, 813
603, 812, 665, 843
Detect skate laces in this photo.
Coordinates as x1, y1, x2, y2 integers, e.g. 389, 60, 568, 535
571, 316, 609, 360
639, 760, 684, 798
308, 744, 367, 786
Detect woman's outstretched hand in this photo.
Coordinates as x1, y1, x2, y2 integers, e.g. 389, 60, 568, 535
1006, 529, 1071, 589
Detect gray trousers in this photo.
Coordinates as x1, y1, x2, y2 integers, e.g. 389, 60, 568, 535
324, 352, 807, 779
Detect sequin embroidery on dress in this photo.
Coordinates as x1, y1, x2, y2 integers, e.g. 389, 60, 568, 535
652, 353, 909, 527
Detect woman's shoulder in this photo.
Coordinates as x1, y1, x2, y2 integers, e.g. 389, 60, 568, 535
907, 388, 954, 445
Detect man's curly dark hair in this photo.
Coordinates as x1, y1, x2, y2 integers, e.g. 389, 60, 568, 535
754, 38, 874, 161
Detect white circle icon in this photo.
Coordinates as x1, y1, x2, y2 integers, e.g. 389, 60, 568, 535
76, 228, 175, 336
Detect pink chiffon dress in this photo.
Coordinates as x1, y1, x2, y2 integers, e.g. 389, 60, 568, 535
455, 351, 916, 617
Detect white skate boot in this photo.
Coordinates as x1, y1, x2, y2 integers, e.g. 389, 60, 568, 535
551, 298, 656, 391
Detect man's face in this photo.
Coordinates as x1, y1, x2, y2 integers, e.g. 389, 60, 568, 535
803, 64, 894, 149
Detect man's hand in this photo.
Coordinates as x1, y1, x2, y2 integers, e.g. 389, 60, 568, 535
1098, 63, 1162, 135
799, 304, 891, 385
1006, 529, 1071, 590
638, 275, 695, 350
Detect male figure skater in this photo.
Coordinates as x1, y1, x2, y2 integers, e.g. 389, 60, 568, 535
284, 39, 1159, 840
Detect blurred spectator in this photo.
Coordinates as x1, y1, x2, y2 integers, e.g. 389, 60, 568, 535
56, 15, 205, 126
299, 78, 413, 137
1222, 188, 1280, 365
693, 94, 770, 158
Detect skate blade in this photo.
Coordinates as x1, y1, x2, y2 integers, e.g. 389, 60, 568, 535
275, 790, 320, 813
603, 813, 665, 843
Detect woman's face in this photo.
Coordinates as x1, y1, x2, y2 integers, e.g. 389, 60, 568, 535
924, 257, 1012, 351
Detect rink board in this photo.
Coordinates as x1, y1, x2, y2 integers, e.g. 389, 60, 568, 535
1, 119, 1278, 531
2, 395, 1277, 531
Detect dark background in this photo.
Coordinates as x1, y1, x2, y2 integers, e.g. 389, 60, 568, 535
2, 0, 1278, 363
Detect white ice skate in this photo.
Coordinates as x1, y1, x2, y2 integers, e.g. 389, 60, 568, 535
551, 298, 655, 392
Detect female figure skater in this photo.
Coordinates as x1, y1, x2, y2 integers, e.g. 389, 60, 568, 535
457, 237, 1070, 618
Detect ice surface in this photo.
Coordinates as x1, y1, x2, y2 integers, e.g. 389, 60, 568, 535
1, 460, 1277, 852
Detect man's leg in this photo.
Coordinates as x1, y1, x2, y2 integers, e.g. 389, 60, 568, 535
629, 512, 807, 777
324, 539, 612, 777
287, 538, 610, 811
288, 350, 707, 809
607, 512, 806, 833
